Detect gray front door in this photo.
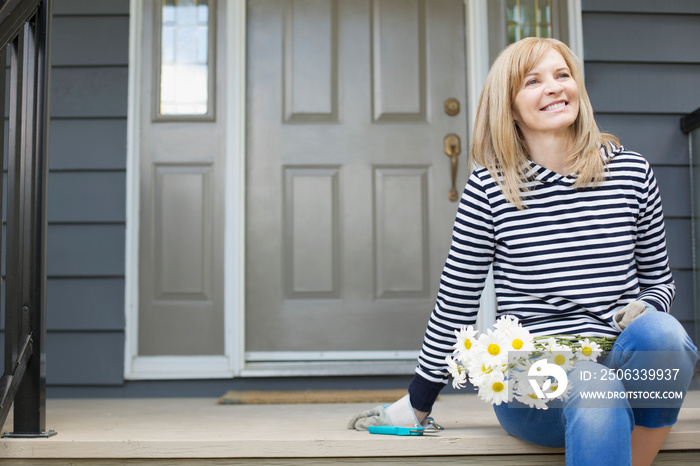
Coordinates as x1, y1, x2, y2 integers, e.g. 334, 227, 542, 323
246, 0, 468, 358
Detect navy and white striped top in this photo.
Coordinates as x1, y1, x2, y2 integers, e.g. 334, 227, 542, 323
408, 145, 675, 411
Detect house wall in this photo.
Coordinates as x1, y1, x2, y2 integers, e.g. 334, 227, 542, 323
13, 0, 130, 389
581, 0, 700, 341
2, 0, 698, 397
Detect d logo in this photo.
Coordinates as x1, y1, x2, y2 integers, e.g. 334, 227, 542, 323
528, 359, 568, 399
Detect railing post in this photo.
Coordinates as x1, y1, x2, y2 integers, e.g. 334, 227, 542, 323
0, 0, 53, 438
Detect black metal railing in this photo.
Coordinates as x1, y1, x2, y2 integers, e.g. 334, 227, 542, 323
0, 0, 53, 438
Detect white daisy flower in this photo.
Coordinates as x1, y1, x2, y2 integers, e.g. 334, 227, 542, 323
475, 329, 510, 367
543, 336, 568, 352
493, 315, 520, 334
477, 371, 511, 405
446, 355, 468, 389
538, 337, 575, 371
547, 349, 576, 372
505, 325, 535, 354
576, 338, 602, 362
453, 326, 478, 364
513, 377, 549, 410
466, 358, 500, 387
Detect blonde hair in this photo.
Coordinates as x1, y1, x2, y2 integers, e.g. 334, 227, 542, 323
469, 37, 618, 209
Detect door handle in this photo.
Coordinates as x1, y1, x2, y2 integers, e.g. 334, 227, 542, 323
444, 134, 460, 202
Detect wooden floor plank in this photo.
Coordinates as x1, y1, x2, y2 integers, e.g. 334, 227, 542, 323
2, 452, 700, 466
0, 392, 698, 460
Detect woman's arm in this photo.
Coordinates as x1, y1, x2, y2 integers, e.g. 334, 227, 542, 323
409, 170, 497, 412
634, 160, 675, 312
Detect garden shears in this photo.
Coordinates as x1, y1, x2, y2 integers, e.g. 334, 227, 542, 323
368, 425, 438, 436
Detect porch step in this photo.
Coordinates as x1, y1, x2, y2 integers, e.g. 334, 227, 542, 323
0, 392, 699, 463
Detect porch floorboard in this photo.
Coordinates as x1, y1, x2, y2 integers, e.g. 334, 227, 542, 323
0, 392, 699, 463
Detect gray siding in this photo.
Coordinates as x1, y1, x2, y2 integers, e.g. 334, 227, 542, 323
582, 0, 700, 340
35, 0, 129, 387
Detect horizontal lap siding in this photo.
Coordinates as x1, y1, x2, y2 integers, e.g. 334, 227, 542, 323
581, 0, 700, 15
582, 1, 700, 340
50, 119, 127, 170
47, 0, 130, 391
0, 0, 130, 385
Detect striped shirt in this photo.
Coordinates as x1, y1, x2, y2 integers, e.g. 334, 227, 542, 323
409, 145, 675, 411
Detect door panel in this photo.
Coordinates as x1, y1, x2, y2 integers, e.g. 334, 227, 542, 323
246, 0, 467, 355
284, 0, 338, 121
138, 0, 225, 357
372, 0, 426, 121
375, 167, 429, 299
153, 164, 212, 300
284, 167, 340, 299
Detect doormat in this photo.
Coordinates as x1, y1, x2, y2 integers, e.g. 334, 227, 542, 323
218, 389, 411, 405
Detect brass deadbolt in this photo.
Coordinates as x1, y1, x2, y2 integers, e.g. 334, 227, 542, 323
444, 98, 460, 116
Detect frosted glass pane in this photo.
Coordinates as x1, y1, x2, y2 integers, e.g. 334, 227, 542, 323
159, 0, 210, 116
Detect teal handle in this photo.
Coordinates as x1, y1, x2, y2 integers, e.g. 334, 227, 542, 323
368, 425, 422, 436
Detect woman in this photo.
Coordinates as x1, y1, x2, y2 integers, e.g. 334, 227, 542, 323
348, 38, 697, 466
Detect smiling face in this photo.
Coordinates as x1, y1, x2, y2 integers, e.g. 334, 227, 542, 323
512, 48, 580, 143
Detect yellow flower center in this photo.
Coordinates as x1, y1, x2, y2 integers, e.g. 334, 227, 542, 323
488, 343, 501, 356
582, 346, 592, 357
481, 364, 492, 374
554, 354, 566, 366
512, 339, 523, 350
528, 393, 539, 399
492, 382, 504, 393
464, 339, 472, 350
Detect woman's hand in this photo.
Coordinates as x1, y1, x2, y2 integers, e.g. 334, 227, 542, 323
613, 301, 654, 331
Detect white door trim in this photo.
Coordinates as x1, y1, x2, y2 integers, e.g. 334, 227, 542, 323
124, 0, 247, 380
567, 0, 585, 72
224, 0, 247, 377
464, 0, 498, 332
123, 0, 142, 380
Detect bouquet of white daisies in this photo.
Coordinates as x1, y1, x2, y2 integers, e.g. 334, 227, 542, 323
446, 315, 615, 409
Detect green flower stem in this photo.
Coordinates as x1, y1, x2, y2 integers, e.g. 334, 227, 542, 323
533, 335, 618, 352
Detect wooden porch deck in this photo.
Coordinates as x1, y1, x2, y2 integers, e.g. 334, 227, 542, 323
1, 391, 699, 465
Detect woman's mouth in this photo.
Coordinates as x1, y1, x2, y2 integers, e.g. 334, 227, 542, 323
541, 101, 567, 111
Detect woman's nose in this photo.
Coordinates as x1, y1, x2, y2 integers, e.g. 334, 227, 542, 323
544, 79, 564, 94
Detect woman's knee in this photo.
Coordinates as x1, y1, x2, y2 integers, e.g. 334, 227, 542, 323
609, 312, 698, 399
621, 311, 696, 353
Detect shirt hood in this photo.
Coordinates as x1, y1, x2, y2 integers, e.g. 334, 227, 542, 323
525, 141, 624, 186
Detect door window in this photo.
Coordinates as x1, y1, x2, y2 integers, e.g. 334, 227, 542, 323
155, 0, 215, 119
506, 0, 552, 43
488, 0, 571, 64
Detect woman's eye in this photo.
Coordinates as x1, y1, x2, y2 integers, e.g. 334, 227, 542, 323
557, 73, 570, 79
526, 79, 538, 86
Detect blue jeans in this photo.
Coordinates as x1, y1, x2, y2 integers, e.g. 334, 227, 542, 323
493, 312, 698, 466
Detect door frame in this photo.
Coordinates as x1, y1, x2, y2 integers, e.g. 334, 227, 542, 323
124, 0, 583, 380
124, 0, 246, 380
